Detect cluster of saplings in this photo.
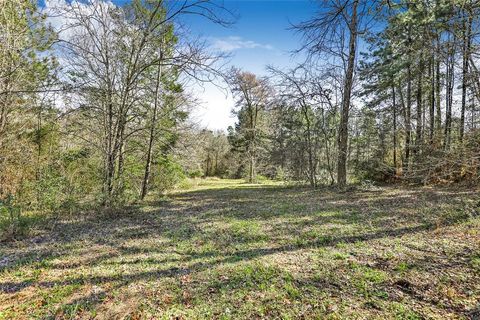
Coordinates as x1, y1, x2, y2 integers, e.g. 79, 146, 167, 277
1, 0, 480, 239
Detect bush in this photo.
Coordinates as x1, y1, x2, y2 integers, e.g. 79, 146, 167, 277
354, 159, 396, 183
153, 155, 186, 194
0, 196, 28, 241
32, 170, 67, 211
12, 148, 101, 212
188, 169, 204, 178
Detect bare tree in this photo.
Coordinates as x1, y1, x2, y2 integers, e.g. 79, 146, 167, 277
54, 0, 233, 204
268, 65, 337, 187
293, 0, 374, 188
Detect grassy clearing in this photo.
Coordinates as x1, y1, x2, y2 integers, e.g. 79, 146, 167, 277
0, 179, 479, 319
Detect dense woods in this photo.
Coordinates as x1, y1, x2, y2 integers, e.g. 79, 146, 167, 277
228, 0, 480, 186
1, 0, 480, 233
1, 0, 232, 220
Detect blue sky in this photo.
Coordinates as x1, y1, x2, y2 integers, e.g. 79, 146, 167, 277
41, 0, 320, 130
176, 0, 318, 130
179, 1, 316, 73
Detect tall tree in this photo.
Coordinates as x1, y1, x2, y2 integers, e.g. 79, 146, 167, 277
0, 0, 56, 199
227, 68, 271, 183
460, 6, 473, 142
57, 0, 231, 204
294, 0, 374, 187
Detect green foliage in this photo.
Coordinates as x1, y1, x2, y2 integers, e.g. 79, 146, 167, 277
153, 156, 186, 194
253, 174, 269, 183
354, 159, 395, 182
394, 262, 413, 272
12, 146, 102, 214
0, 197, 29, 240
228, 219, 268, 243
33, 170, 66, 211
188, 169, 204, 178
226, 263, 293, 291
439, 207, 472, 226
471, 253, 480, 271
389, 302, 422, 320
0, 0, 57, 202
274, 167, 287, 181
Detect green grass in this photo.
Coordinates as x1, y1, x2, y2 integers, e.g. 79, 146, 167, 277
472, 253, 480, 271
0, 178, 479, 319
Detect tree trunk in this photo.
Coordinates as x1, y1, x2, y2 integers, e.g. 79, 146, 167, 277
460, 12, 472, 143
405, 62, 412, 173
140, 59, 162, 200
336, 0, 358, 188
471, 88, 476, 130
302, 104, 316, 187
103, 94, 115, 206
392, 85, 397, 171
444, 34, 455, 150
429, 56, 435, 143
435, 35, 442, 142
414, 55, 424, 159
249, 154, 255, 183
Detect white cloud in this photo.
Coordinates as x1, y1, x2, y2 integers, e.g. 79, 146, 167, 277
210, 36, 274, 52
190, 82, 236, 131
43, 0, 117, 41
42, 0, 237, 131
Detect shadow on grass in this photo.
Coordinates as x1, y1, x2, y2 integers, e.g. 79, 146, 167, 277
0, 183, 477, 317
0, 219, 463, 291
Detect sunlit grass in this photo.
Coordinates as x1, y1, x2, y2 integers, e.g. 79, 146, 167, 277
0, 179, 479, 319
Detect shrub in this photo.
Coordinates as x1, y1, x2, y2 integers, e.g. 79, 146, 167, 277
0, 196, 28, 241
153, 155, 186, 194
354, 158, 396, 183
188, 169, 204, 178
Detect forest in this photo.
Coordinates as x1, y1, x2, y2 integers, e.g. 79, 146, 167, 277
0, 0, 479, 318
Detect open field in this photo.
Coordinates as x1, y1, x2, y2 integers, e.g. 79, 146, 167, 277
0, 179, 479, 319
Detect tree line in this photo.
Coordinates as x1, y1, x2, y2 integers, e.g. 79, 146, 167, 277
0, 0, 233, 222
1, 0, 480, 236
224, 0, 480, 187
